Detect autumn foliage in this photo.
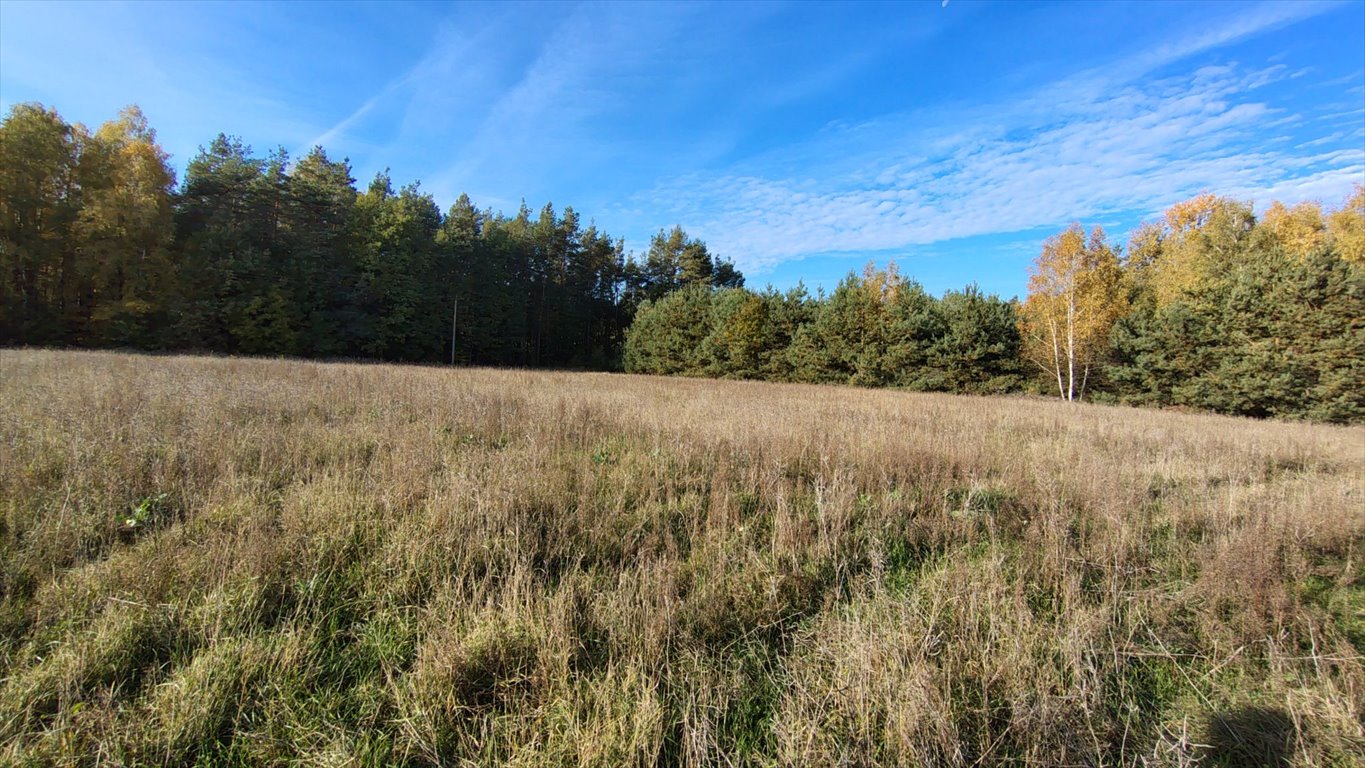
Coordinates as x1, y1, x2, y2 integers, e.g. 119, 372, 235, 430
1019, 224, 1126, 401
2, 102, 1363, 423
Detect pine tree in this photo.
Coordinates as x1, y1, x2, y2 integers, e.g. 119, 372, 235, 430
622, 284, 713, 375
283, 147, 360, 356
886, 280, 947, 390
353, 175, 443, 360
699, 287, 768, 379
933, 285, 1025, 394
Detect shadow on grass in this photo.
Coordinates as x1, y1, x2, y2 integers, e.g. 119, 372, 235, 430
1203, 706, 1294, 768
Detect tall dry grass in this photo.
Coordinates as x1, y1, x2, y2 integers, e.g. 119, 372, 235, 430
0, 348, 1361, 766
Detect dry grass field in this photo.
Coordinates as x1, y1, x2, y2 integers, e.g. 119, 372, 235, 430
0, 349, 1362, 767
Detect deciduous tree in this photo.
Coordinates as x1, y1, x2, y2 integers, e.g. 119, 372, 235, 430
1327, 185, 1364, 266
1020, 224, 1125, 401
1261, 200, 1327, 260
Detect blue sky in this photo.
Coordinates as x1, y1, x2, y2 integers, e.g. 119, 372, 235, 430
2, 1, 1362, 298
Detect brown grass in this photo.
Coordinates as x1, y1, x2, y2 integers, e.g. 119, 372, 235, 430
0, 348, 1361, 766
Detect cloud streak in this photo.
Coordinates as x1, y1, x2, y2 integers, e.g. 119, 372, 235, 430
1103, 0, 1337, 82
631, 6, 1362, 275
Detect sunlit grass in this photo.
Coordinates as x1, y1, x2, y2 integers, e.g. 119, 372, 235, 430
1, 349, 1361, 766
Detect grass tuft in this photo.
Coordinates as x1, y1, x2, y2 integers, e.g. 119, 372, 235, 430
1, 349, 1361, 765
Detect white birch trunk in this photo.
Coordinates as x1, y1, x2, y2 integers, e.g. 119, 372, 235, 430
1048, 317, 1065, 399
1066, 290, 1076, 402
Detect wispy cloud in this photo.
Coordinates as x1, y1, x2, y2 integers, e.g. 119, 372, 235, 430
295, 8, 494, 163
302, 81, 405, 155
1101, 0, 1336, 82
419, 2, 715, 207
431, 6, 615, 197
630, 6, 1361, 274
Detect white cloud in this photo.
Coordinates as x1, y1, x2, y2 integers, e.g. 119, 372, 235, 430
634, 23, 1362, 275
1102, 0, 1335, 82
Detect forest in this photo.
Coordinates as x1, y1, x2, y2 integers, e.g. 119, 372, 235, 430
2, 103, 1362, 422
627, 194, 1364, 423
0, 103, 741, 369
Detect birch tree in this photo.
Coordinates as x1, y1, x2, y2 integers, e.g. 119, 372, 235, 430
1020, 224, 1125, 401
1326, 185, 1364, 266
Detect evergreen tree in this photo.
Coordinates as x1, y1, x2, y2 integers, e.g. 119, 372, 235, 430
353, 174, 443, 360
699, 287, 768, 379
886, 280, 948, 390
170, 135, 288, 353
786, 264, 901, 386
283, 147, 361, 356
1106, 212, 1363, 423
757, 283, 815, 381
438, 193, 486, 364
622, 284, 713, 375
577, 224, 627, 368
932, 285, 1025, 394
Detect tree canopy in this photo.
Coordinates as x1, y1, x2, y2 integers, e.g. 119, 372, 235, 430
3, 103, 1361, 423
1, 103, 738, 369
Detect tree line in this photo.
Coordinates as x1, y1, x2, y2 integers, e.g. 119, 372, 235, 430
3, 103, 1362, 422
0, 103, 740, 367
624, 268, 1028, 394
626, 190, 1364, 423
1061, 192, 1363, 422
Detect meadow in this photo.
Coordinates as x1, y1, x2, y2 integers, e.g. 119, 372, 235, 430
0, 349, 1361, 766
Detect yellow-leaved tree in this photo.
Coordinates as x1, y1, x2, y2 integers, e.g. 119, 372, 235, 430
1260, 199, 1327, 259
1147, 193, 1256, 307
1020, 224, 1126, 401
1326, 184, 1364, 266
75, 105, 177, 343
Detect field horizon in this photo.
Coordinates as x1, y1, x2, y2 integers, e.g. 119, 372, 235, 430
2, 349, 1362, 766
